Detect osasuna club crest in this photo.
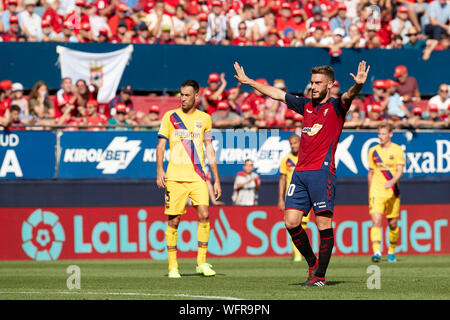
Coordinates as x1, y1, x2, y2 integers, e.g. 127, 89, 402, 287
89, 60, 103, 88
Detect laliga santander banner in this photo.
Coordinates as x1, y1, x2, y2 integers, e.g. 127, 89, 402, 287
0, 205, 448, 261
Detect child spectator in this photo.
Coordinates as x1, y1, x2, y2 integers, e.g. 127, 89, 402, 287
10, 82, 28, 121
80, 99, 108, 131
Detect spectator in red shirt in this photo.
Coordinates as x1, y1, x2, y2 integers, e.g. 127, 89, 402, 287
54, 103, 79, 130
0, 80, 13, 120
96, 27, 110, 42
363, 80, 387, 118
111, 19, 132, 42
2, 14, 25, 41
201, 72, 229, 115
78, 21, 93, 42
306, 6, 331, 36
242, 78, 269, 116
132, 22, 153, 43
61, 20, 79, 42
377, 7, 394, 48
276, 3, 294, 35
185, 27, 198, 44
81, 99, 108, 131
42, 0, 63, 34
55, 77, 77, 118
291, 8, 307, 39
231, 21, 252, 46
265, 27, 283, 46
65, 0, 90, 35
108, 2, 135, 36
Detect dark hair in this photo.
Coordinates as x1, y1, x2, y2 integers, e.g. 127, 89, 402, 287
243, 4, 254, 11
10, 104, 21, 113
181, 79, 200, 93
311, 65, 335, 82
265, 9, 276, 16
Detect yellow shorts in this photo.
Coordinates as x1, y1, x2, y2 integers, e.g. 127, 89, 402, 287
164, 180, 209, 215
301, 212, 311, 224
369, 195, 400, 219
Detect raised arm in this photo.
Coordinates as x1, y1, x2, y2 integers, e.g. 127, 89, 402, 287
342, 60, 371, 106
233, 62, 287, 103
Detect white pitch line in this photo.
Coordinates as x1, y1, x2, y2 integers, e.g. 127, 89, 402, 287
0, 291, 242, 300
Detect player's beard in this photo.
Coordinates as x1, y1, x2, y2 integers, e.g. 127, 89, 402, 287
311, 88, 328, 104
181, 102, 196, 113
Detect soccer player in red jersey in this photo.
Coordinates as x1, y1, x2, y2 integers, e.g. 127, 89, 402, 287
234, 60, 370, 287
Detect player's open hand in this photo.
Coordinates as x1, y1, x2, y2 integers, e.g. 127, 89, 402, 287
350, 60, 370, 85
233, 62, 251, 85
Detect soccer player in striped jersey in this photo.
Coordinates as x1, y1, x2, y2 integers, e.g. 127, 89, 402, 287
368, 122, 405, 263
156, 79, 222, 278
234, 60, 370, 287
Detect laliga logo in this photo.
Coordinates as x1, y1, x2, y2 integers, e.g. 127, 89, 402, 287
96, 137, 141, 174
21, 209, 65, 261
254, 136, 291, 175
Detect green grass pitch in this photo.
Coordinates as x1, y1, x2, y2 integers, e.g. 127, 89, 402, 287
0, 255, 449, 300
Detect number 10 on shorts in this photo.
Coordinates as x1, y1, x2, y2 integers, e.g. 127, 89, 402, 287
287, 184, 295, 197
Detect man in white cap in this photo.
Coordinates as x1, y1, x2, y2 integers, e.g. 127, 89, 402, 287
19, 0, 41, 41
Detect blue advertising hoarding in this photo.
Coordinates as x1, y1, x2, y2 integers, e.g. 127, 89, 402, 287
56, 130, 450, 179
0, 131, 56, 179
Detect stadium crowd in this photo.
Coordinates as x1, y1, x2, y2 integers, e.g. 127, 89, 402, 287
0, 62, 449, 130
0, 0, 449, 58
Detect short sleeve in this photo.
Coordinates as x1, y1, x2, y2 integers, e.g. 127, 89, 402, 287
330, 97, 351, 118
204, 114, 213, 142
396, 146, 405, 167
285, 93, 308, 115
280, 157, 288, 175
158, 112, 170, 140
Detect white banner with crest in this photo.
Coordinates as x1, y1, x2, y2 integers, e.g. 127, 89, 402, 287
56, 45, 133, 103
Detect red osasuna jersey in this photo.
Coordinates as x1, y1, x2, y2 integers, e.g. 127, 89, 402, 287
285, 93, 350, 175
